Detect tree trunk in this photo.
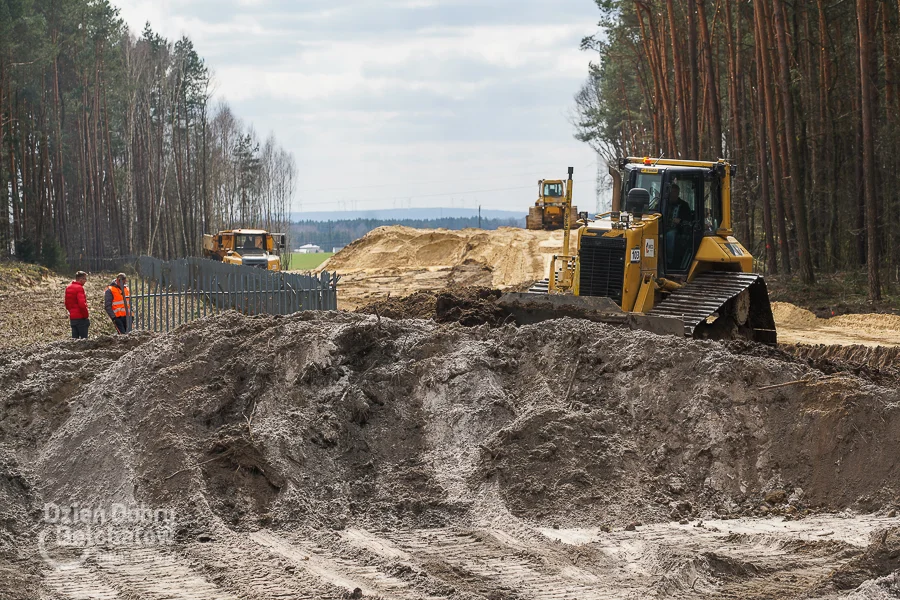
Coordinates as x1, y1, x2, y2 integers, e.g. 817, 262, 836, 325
696, 0, 723, 156
687, 0, 700, 156
666, 0, 689, 157
753, 0, 791, 273
753, 26, 777, 275
772, 0, 815, 283
857, 0, 881, 301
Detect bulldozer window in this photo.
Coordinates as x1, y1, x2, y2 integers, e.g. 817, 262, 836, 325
632, 172, 662, 210
704, 176, 722, 234
543, 183, 564, 197
664, 173, 702, 272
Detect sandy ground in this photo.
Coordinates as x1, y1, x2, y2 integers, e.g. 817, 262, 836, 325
35, 515, 900, 600
773, 302, 900, 347
0, 269, 120, 348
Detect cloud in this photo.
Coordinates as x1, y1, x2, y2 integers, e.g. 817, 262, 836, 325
114, 0, 603, 212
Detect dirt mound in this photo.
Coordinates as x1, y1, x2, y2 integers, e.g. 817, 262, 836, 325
831, 313, 900, 336
3, 313, 900, 597
786, 344, 900, 379
2, 313, 898, 533
357, 288, 507, 326
772, 301, 820, 327
356, 291, 437, 320
322, 226, 561, 284
318, 226, 565, 309
775, 302, 900, 336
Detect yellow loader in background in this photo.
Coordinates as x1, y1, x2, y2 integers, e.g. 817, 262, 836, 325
501, 158, 776, 344
526, 176, 580, 230
202, 229, 286, 271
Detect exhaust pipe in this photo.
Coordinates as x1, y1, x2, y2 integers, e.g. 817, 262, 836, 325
608, 163, 622, 212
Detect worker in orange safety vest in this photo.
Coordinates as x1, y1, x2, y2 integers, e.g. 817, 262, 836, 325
104, 273, 132, 334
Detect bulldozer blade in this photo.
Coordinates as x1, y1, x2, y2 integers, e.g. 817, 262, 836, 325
497, 292, 686, 337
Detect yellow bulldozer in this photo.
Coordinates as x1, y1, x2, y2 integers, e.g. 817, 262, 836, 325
526, 176, 580, 230
501, 158, 776, 344
202, 229, 286, 271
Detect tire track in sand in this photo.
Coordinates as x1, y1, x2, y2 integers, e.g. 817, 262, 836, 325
350, 527, 623, 600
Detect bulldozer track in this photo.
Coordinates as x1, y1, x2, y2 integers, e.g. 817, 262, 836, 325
525, 271, 776, 343
528, 278, 550, 293
648, 271, 775, 341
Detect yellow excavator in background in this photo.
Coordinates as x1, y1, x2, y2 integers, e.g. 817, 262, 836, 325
202, 229, 286, 271
526, 176, 580, 230
501, 158, 776, 344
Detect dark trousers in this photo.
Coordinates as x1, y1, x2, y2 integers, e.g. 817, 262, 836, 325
112, 316, 132, 334
70, 318, 90, 339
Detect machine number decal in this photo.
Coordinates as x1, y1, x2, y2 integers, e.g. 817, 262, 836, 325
644, 238, 655, 258
726, 243, 744, 257
630, 248, 641, 263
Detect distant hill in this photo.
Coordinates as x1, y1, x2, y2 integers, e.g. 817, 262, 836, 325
291, 207, 526, 222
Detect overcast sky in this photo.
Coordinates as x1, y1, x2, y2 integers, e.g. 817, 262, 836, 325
114, 0, 602, 215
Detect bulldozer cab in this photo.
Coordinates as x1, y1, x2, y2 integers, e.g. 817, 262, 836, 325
542, 181, 565, 199
621, 163, 726, 276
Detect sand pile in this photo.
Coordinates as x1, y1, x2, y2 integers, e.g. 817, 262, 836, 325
2, 312, 899, 536
772, 301, 821, 327
318, 226, 565, 309
357, 287, 507, 326
773, 301, 900, 347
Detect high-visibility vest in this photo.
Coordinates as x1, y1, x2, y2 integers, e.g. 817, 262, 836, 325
108, 284, 131, 317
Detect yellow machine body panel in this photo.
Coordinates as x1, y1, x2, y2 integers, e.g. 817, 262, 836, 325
573, 214, 661, 312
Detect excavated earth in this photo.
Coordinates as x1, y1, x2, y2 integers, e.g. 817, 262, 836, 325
2, 308, 900, 599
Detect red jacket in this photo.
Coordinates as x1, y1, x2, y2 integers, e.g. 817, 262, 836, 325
65, 281, 89, 320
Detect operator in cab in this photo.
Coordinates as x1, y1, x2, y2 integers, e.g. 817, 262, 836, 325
665, 183, 692, 263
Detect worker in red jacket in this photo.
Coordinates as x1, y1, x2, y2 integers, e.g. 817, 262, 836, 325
64, 271, 90, 339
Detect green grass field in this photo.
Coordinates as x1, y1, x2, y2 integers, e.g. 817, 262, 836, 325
289, 252, 334, 270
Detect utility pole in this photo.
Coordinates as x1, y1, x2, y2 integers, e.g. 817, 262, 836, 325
478, 205, 481, 229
